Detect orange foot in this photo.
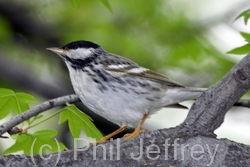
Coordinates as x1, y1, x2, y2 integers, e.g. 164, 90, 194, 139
124, 113, 148, 140
124, 129, 146, 140
90, 125, 126, 146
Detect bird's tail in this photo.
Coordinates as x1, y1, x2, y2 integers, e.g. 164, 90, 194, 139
184, 87, 207, 99
165, 87, 207, 104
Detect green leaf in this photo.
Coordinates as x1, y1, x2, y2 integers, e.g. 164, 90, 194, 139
235, 9, 250, 25
99, 0, 113, 13
59, 104, 103, 140
227, 43, 250, 55
3, 129, 67, 154
0, 89, 36, 119
240, 32, 250, 42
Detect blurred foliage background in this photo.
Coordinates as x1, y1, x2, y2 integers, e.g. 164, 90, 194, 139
0, 0, 250, 151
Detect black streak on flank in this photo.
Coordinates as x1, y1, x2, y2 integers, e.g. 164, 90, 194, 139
96, 69, 108, 82
92, 78, 101, 84
152, 87, 161, 92
82, 69, 96, 77
146, 97, 155, 102
62, 54, 99, 70
92, 76, 108, 93
97, 84, 108, 93
138, 81, 150, 87
115, 77, 126, 85
126, 79, 137, 87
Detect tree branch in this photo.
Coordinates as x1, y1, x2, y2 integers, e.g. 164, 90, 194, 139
181, 52, 250, 135
0, 94, 80, 138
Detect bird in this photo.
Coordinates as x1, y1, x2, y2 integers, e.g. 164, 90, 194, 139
46, 40, 206, 143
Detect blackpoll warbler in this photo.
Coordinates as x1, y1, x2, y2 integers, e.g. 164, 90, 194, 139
47, 40, 206, 143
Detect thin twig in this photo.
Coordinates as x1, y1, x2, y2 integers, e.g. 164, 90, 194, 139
0, 94, 80, 138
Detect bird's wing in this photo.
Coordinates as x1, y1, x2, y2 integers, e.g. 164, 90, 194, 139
104, 63, 185, 88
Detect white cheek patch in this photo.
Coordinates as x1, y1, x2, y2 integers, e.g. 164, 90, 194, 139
128, 67, 148, 74
108, 64, 130, 69
71, 48, 94, 59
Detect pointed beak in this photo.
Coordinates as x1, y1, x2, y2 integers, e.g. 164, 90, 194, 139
46, 47, 68, 54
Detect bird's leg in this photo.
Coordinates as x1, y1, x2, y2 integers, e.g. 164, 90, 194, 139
124, 113, 148, 140
93, 125, 127, 145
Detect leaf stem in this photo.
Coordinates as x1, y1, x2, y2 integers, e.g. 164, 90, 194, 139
28, 110, 62, 129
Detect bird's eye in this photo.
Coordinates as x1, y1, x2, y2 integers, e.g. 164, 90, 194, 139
71, 44, 79, 50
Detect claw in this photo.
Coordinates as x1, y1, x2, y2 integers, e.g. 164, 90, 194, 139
124, 129, 146, 140
123, 113, 148, 140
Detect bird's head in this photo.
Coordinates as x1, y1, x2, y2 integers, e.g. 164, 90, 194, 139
47, 40, 103, 69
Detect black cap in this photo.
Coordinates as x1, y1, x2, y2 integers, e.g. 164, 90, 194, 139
61, 40, 100, 50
